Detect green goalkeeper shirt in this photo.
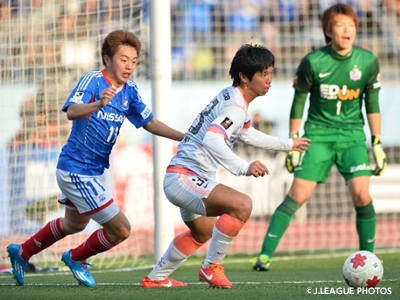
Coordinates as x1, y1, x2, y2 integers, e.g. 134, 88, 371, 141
291, 45, 381, 141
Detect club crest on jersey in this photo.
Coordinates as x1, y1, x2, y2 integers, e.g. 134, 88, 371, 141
220, 117, 233, 130
350, 66, 362, 81
121, 97, 129, 110
70, 92, 84, 104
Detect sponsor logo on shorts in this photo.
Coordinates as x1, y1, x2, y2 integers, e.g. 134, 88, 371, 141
350, 164, 371, 173
99, 194, 107, 202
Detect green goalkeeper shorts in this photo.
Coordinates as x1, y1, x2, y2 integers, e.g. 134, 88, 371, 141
294, 140, 374, 183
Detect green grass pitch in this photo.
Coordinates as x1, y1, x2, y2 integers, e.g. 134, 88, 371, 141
1, 251, 399, 300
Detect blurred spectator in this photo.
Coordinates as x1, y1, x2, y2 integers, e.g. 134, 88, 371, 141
7, 79, 70, 234
223, 0, 260, 48
0, 0, 11, 21
0, 1, 11, 52
9, 80, 70, 150
181, 0, 215, 40
278, 0, 309, 22
0, 0, 399, 83
221, 0, 262, 74
57, 4, 77, 39
381, 0, 400, 58
191, 46, 215, 75
256, 1, 282, 55
227, 0, 259, 32
101, 2, 123, 35
384, 0, 400, 15
172, 0, 217, 79
277, 0, 310, 31
252, 112, 274, 134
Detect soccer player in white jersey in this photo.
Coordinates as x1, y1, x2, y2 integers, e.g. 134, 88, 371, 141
141, 44, 311, 289
6, 30, 184, 287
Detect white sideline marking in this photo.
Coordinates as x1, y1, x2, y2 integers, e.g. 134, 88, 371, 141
0, 278, 398, 287
1, 250, 398, 286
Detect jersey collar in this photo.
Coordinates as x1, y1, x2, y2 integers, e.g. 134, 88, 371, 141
236, 86, 249, 108
101, 69, 125, 92
328, 45, 353, 61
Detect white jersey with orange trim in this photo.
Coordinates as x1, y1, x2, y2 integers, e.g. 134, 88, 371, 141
169, 86, 293, 179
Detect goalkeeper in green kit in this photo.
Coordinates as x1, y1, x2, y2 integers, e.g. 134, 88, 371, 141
253, 3, 388, 271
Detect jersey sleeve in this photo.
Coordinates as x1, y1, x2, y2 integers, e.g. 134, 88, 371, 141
290, 91, 308, 119
290, 56, 312, 119
239, 126, 293, 151
294, 55, 313, 93
364, 56, 381, 114
126, 86, 154, 128
202, 105, 250, 176
62, 72, 98, 112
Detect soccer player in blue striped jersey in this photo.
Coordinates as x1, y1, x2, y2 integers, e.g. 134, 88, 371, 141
253, 4, 388, 272
7, 30, 184, 287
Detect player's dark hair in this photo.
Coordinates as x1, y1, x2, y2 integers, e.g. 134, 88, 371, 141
229, 44, 275, 87
322, 3, 359, 45
101, 30, 142, 65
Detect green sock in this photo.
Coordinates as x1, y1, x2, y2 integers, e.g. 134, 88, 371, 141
260, 196, 300, 258
355, 202, 376, 252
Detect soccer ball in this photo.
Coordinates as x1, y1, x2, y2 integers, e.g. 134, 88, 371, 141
342, 250, 384, 288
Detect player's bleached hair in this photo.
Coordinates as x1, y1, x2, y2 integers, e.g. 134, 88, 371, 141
229, 44, 275, 87
101, 30, 142, 65
322, 3, 359, 45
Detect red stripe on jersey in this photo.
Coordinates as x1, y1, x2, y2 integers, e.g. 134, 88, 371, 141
86, 93, 97, 121
243, 120, 251, 129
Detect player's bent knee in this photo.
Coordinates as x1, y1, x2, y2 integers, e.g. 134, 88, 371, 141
118, 225, 131, 241
62, 220, 88, 234
233, 196, 252, 222
106, 226, 130, 244
193, 231, 212, 244
242, 196, 253, 214
354, 198, 372, 207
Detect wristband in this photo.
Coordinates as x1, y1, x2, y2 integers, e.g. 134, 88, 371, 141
371, 135, 381, 146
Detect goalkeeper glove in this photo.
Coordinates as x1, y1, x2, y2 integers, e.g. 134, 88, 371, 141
371, 135, 388, 176
285, 133, 300, 173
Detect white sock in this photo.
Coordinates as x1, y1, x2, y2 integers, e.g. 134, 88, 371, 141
203, 226, 234, 267
148, 242, 187, 280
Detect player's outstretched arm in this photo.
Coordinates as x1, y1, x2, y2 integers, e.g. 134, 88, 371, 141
143, 118, 184, 142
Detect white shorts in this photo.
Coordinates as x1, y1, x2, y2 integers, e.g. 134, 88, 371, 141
56, 169, 119, 224
163, 172, 219, 221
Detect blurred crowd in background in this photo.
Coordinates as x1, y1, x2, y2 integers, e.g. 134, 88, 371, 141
1, 0, 399, 150
0, 0, 399, 84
